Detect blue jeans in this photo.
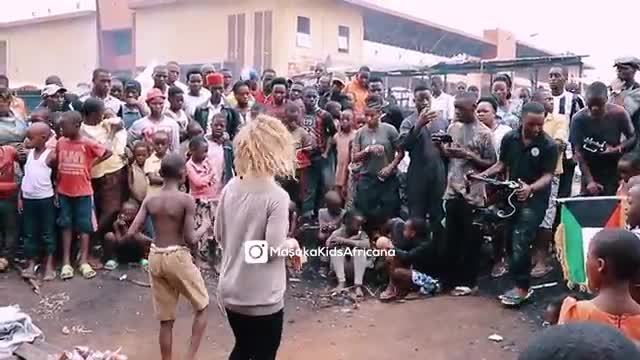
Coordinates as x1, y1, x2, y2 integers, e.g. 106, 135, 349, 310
508, 205, 546, 290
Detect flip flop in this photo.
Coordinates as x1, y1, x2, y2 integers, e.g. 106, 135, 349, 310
379, 285, 397, 301
450, 286, 477, 297
500, 289, 534, 307
78, 263, 97, 279
104, 260, 119, 271
530, 265, 553, 279
60, 265, 74, 280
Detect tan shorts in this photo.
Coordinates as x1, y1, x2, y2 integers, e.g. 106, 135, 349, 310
148, 246, 209, 321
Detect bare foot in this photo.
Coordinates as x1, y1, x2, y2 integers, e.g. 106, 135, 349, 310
43, 268, 57, 281
330, 282, 346, 294
88, 257, 103, 270
354, 286, 364, 298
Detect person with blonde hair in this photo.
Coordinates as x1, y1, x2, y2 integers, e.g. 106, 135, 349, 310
214, 114, 300, 359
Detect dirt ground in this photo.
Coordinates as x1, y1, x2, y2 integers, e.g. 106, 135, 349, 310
0, 265, 553, 360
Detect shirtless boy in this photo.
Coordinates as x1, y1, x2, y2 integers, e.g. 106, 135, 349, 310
127, 153, 209, 360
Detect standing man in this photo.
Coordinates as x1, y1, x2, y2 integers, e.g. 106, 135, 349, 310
368, 77, 404, 130
345, 66, 370, 113
399, 85, 446, 233
152, 65, 170, 96
614, 57, 640, 93
301, 87, 337, 219
166, 61, 188, 92
477, 102, 558, 306
193, 73, 240, 139
612, 57, 640, 150
261, 68, 277, 97
571, 82, 636, 196
264, 77, 289, 121
0, 75, 26, 118
220, 68, 233, 96
441, 92, 496, 296
184, 69, 211, 117
81, 68, 122, 114
430, 76, 455, 125
548, 66, 585, 200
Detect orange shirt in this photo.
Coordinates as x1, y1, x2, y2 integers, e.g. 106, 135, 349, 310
56, 137, 106, 197
344, 80, 368, 113
559, 297, 640, 342
0, 145, 18, 198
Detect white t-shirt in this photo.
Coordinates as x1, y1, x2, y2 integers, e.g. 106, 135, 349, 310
184, 88, 211, 117
432, 92, 456, 123
491, 124, 512, 157
22, 149, 54, 199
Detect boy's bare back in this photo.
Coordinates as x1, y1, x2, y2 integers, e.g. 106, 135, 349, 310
145, 189, 196, 248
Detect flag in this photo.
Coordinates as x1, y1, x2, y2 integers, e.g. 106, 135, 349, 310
555, 196, 626, 288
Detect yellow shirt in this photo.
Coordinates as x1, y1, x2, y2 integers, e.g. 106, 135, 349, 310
143, 153, 163, 196
543, 113, 569, 175
80, 121, 127, 178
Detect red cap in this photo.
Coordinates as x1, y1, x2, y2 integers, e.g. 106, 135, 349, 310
206, 73, 224, 87
146, 88, 166, 102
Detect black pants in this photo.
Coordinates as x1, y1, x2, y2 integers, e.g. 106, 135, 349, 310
507, 204, 545, 290
442, 198, 482, 288
227, 308, 284, 360
557, 158, 575, 198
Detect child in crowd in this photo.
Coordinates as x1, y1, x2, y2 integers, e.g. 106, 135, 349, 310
558, 228, 640, 342
354, 112, 366, 130
0, 143, 21, 267
120, 80, 146, 129
327, 210, 370, 297
129, 141, 150, 204
623, 185, 640, 304
103, 200, 153, 270
29, 109, 58, 149
317, 191, 345, 246
145, 131, 170, 197
617, 151, 640, 196
207, 113, 234, 186
186, 136, 217, 269
20, 123, 57, 280
282, 103, 314, 212
166, 86, 189, 132
334, 110, 356, 199
127, 153, 208, 360
377, 218, 440, 301
179, 121, 204, 159
80, 98, 128, 248
56, 111, 112, 280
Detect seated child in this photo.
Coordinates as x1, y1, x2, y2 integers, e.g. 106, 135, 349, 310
377, 218, 440, 301
126, 153, 208, 360
317, 191, 345, 246
20, 123, 57, 280
327, 210, 369, 298
103, 200, 153, 270
56, 111, 112, 280
145, 130, 170, 197
186, 136, 217, 269
558, 228, 640, 342
519, 323, 640, 360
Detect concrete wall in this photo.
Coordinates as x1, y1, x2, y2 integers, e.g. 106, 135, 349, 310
132, 0, 364, 75
0, 14, 98, 86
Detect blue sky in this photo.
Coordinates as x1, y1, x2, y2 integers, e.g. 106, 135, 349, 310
4, 0, 637, 80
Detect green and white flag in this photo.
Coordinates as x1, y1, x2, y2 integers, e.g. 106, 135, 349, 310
555, 196, 625, 287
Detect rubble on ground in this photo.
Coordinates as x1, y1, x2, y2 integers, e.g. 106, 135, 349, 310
59, 346, 127, 360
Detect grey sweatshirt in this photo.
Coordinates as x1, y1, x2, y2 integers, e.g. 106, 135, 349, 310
214, 176, 290, 316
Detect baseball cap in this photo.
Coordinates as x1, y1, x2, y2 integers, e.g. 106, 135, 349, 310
41, 84, 67, 98
146, 88, 166, 102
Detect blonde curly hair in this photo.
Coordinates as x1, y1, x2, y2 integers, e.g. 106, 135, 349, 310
233, 114, 296, 178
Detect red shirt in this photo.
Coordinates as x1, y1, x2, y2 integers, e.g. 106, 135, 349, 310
252, 89, 266, 104
0, 146, 18, 199
56, 137, 106, 197
264, 97, 288, 121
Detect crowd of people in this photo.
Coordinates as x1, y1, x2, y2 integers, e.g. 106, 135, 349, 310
1, 57, 640, 359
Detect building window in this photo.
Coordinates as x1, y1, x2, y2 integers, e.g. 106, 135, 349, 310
338, 25, 350, 53
105, 29, 132, 56
296, 16, 311, 48
0, 41, 6, 75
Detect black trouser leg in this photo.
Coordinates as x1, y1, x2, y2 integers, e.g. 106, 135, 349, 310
227, 309, 284, 360
443, 198, 481, 288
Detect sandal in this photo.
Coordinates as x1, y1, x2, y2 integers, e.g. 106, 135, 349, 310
450, 286, 477, 297
78, 263, 97, 279
104, 260, 119, 271
60, 265, 74, 280
379, 284, 397, 301
500, 289, 534, 307
491, 264, 508, 278
530, 264, 553, 279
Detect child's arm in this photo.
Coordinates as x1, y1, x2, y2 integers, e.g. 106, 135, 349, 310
147, 173, 164, 186
321, 136, 334, 158
186, 162, 212, 188
113, 219, 125, 241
